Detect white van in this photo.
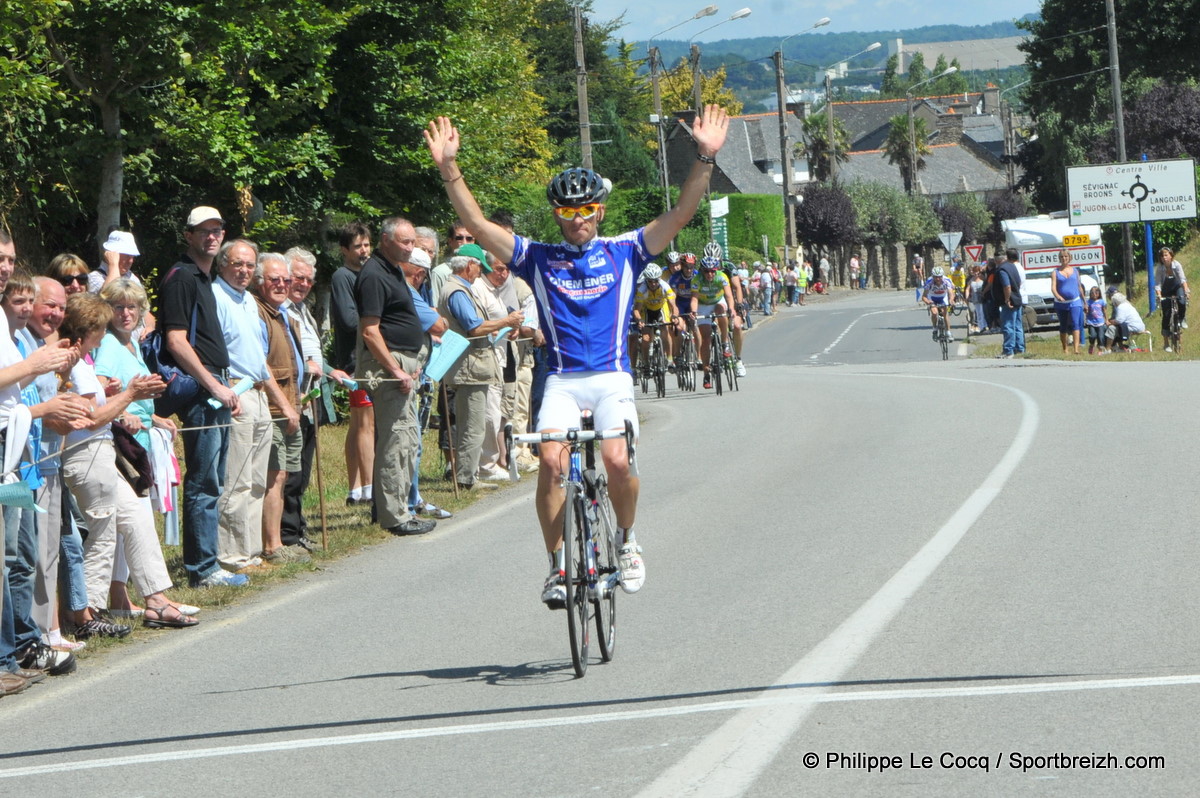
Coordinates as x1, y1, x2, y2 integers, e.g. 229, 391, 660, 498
1001, 213, 1107, 330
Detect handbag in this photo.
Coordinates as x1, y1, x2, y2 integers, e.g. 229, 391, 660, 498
111, 424, 154, 497
141, 267, 201, 417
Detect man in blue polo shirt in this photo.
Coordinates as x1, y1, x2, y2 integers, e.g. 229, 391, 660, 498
425, 104, 729, 607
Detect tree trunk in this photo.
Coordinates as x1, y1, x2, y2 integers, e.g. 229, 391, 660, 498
95, 99, 124, 254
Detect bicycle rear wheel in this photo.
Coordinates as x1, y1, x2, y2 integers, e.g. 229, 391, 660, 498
587, 471, 617, 662
563, 484, 590, 677
940, 316, 949, 360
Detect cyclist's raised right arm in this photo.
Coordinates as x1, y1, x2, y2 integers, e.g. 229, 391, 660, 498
425, 117, 515, 265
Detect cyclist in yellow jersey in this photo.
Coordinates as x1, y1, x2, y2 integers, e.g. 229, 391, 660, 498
632, 264, 684, 372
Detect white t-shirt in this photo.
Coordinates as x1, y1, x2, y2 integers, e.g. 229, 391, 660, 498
0, 312, 23, 429
1113, 302, 1146, 333
65, 360, 112, 447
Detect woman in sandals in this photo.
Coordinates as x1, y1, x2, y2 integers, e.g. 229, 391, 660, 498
59, 292, 198, 637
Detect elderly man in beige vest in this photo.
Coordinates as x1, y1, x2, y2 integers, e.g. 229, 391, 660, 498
436, 252, 523, 490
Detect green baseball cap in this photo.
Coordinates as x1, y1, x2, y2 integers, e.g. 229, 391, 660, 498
455, 242, 493, 273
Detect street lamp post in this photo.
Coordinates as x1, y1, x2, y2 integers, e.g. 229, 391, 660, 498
688, 7, 752, 112
822, 41, 880, 182
774, 17, 830, 261
998, 79, 1030, 191
648, 5, 718, 214
905, 66, 957, 195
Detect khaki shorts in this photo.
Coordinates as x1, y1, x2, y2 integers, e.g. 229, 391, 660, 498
269, 418, 302, 473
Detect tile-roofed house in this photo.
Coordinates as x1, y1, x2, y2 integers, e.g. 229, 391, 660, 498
839, 142, 1010, 200
665, 110, 809, 196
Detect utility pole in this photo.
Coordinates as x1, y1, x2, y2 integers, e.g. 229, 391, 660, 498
774, 50, 797, 258
574, 5, 592, 169
649, 47, 672, 213
690, 44, 703, 112
825, 71, 837, 182
1105, 0, 1135, 295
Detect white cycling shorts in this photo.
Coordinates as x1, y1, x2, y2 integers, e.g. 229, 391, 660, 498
696, 302, 727, 326
536, 371, 640, 439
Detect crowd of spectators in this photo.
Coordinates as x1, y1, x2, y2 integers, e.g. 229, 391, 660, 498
0, 206, 547, 700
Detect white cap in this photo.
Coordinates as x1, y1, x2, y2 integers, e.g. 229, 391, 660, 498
186, 206, 224, 229
408, 249, 432, 269
102, 230, 140, 257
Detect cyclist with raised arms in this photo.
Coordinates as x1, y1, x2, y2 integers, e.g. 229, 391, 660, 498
690, 254, 737, 389
425, 105, 730, 607
632, 264, 684, 373
922, 265, 957, 342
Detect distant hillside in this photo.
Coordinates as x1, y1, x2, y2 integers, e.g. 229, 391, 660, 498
628, 16, 1035, 75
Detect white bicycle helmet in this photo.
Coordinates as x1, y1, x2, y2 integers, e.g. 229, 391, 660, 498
703, 242, 723, 260
643, 264, 663, 281
931, 265, 945, 277
666, 251, 681, 265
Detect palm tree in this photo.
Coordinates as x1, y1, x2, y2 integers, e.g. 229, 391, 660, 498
883, 114, 932, 194
802, 113, 851, 182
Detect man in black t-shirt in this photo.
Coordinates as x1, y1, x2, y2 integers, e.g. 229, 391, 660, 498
158, 206, 249, 588
353, 217, 436, 537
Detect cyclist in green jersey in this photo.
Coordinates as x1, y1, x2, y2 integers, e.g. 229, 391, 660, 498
689, 256, 740, 389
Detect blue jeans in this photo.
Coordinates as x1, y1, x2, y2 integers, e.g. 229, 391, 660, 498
60, 517, 89, 612
1000, 305, 1025, 354
761, 287, 773, 315
180, 399, 231, 585
4, 504, 40, 653
0, 569, 15, 671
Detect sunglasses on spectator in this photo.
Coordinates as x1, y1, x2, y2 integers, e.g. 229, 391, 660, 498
553, 203, 601, 221
452, 233, 475, 242
265, 276, 292, 285
58, 274, 88, 286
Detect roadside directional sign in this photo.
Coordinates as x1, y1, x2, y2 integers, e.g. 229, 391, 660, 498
964, 244, 984, 263
1067, 159, 1197, 224
938, 231, 963, 254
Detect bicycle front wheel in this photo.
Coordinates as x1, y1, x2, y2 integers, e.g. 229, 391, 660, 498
587, 472, 617, 662
563, 484, 590, 677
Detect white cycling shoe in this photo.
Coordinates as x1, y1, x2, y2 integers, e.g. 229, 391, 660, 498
618, 543, 645, 594
735, 360, 747, 377
541, 572, 566, 610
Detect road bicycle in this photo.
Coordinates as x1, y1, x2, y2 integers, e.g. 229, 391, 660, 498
639, 322, 669, 399
1162, 296, 1183, 352
932, 307, 950, 360
699, 311, 735, 395
505, 415, 634, 678
675, 324, 697, 393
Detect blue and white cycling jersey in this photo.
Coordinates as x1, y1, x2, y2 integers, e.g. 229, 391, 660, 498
923, 276, 953, 305
511, 229, 652, 373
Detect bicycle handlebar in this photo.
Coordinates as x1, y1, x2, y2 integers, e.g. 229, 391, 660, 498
503, 419, 637, 482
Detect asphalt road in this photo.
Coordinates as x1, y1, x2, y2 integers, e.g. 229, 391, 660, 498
2, 288, 1197, 797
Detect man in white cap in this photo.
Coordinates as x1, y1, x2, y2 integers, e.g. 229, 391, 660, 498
158, 206, 247, 588
90, 230, 155, 333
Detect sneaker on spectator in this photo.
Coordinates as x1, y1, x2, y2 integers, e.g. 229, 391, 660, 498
518, 456, 540, 474
478, 464, 509, 482
19, 643, 76, 676
457, 481, 498, 491
541, 572, 566, 610
388, 518, 436, 536
198, 570, 250, 588
618, 543, 645, 594
263, 545, 311, 564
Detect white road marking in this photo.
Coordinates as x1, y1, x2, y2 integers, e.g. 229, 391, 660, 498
635, 378, 1040, 798
2, 670, 1194, 779
816, 308, 907, 358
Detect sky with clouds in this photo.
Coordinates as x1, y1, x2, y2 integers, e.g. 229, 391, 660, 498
587, 0, 1041, 44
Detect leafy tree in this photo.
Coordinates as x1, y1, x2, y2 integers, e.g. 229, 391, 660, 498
802, 112, 850, 182
658, 57, 742, 116
795, 182, 856, 247
933, 193, 990, 245
906, 52, 927, 87
985, 191, 1034, 245
883, 114, 932, 194
879, 54, 904, 99
1089, 83, 1200, 162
